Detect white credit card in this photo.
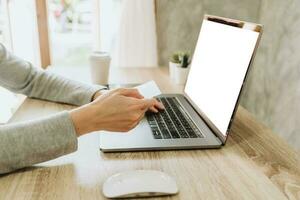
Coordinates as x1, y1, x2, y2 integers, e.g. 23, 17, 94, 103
134, 80, 162, 99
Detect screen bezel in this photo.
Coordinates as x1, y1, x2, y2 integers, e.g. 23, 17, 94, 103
183, 15, 263, 144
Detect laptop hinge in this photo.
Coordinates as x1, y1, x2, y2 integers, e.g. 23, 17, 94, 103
183, 95, 225, 144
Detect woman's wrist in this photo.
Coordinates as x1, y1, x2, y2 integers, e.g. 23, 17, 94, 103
92, 91, 101, 101
69, 104, 98, 137
71, 88, 108, 136
92, 89, 108, 101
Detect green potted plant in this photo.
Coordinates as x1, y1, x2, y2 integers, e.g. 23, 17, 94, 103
169, 51, 191, 84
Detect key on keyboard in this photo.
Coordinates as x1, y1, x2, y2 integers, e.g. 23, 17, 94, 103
146, 97, 204, 139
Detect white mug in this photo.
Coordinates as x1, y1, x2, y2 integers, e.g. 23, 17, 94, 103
89, 52, 111, 85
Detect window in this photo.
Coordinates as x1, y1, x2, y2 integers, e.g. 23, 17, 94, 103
47, 0, 122, 68
48, 0, 94, 67
0, 0, 28, 123
0, 0, 11, 48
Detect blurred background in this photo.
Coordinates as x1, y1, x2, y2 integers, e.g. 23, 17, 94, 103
0, 0, 299, 151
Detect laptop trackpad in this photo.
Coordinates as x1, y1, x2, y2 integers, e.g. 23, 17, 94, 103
99, 118, 154, 148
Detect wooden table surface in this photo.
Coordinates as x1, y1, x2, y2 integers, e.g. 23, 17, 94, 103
0, 67, 299, 200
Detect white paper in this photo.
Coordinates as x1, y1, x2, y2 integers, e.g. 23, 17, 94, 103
135, 80, 162, 99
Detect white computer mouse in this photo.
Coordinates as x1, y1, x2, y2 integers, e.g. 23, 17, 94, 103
102, 170, 179, 198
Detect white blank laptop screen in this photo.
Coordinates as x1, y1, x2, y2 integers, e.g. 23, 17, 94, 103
184, 19, 259, 136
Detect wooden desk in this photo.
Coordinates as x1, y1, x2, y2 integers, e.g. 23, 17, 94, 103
1, 68, 299, 200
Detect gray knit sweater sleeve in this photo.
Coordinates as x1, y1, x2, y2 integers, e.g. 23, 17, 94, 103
0, 43, 105, 174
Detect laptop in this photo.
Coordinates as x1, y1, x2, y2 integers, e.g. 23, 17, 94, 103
99, 15, 263, 152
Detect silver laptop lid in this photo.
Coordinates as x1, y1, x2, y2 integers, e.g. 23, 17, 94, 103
184, 15, 262, 144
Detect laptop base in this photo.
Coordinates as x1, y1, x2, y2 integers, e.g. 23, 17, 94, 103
99, 94, 222, 153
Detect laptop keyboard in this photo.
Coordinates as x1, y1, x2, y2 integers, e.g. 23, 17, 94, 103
146, 97, 204, 139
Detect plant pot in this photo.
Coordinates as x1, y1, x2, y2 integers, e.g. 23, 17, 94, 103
174, 66, 190, 85
169, 62, 181, 80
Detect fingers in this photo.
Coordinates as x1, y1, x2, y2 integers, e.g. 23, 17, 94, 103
147, 99, 164, 113
130, 98, 164, 112
153, 99, 164, 110
116, 88, 144, 99
149, 106, 159, 113
137, 98, 157, 110
114, 88, 164, 111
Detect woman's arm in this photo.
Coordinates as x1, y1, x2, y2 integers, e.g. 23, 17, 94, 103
0, 43, 102, 174
0, 43, 163, 174
0, 43, 105, 106
0, 88, 162, 174
0, 112, 77, 174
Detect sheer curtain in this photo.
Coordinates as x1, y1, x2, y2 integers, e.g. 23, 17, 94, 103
8, 0, 40, 67
115, 0, 158, 68
0, 0, 32, 123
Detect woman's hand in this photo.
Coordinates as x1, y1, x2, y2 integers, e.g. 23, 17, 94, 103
92, 88, 163, 113
70, 88, 164, 136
